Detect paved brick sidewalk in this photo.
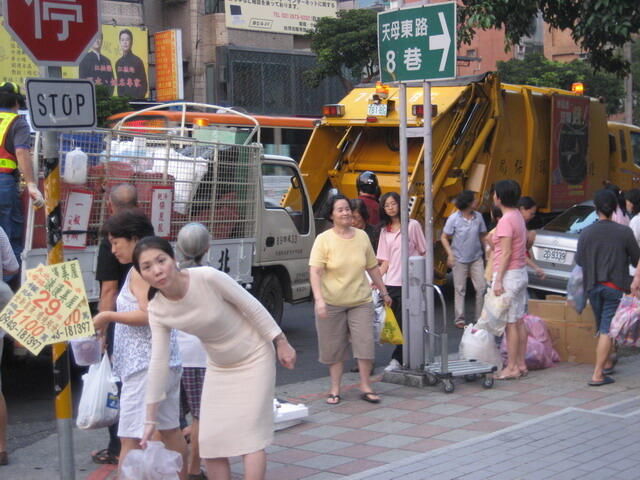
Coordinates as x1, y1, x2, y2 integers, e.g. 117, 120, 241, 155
3, 356, 639, 479
346, 399, 640, 480
227, 357, 640, 480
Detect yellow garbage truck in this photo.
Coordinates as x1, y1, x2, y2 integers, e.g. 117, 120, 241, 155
298, 73, 640, 278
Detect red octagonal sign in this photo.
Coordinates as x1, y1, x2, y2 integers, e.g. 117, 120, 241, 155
3, 0, 100, 66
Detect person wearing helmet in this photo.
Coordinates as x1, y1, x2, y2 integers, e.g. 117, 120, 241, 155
357, 171, 381, 226
0, 81, 43, 260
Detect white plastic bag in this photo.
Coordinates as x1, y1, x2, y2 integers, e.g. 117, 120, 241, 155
372, 289, 385, 343
567, 265, 586, 313
459, 324, 503, 370
475, 289, 512, 336
76, 354, 119, 429
121, 441, 183, 480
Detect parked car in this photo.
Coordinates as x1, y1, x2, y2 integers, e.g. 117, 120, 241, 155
528, 201, 597, 295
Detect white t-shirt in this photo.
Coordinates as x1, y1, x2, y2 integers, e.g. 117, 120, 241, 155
176, 331, 207, 368
629, 214, 640, 275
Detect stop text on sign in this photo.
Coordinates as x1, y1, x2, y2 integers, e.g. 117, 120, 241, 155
26, 78, 96, 130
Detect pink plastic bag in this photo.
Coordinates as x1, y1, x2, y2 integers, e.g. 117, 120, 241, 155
524, 315, 560, 363
499, 315, 559, 369
525, 337, 553, 370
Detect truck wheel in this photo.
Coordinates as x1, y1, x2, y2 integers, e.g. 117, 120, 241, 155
255, 274, 284, 325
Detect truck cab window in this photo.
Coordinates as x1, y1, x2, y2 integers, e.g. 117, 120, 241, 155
631, 131, 640, 168
262, 164, 309, 234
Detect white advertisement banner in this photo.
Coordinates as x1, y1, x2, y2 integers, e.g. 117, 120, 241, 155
226, 0, 337, 35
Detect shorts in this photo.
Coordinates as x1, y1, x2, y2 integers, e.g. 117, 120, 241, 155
118, 367, 181, 439
588, 283, 623, 334
316, 302, 375, 364
181, 367, 206, 419
493, 267, 528, 323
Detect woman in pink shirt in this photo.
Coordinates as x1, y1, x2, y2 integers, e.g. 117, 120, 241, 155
377, 192, 427, 371
492, 180, 529, 380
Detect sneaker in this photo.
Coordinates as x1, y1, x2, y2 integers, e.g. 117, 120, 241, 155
384, 359, 401, 372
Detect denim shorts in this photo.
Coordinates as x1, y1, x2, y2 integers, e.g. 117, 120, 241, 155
588, 284, 623, 334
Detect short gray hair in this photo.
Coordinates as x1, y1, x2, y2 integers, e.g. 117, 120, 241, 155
177, 222, 211, 267
110, 183, 138, 211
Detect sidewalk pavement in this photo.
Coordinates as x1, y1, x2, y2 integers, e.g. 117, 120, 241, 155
3, 354, 640, 480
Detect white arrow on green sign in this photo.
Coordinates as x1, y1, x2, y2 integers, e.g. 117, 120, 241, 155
378, 2, 457, 83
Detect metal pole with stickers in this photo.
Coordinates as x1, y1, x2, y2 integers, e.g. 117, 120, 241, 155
377, 0, 456, 371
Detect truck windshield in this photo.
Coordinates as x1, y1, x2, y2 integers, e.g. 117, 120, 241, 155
543, 205, 597, 235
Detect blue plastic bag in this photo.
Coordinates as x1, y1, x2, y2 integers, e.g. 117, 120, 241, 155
567, 265, 586, 313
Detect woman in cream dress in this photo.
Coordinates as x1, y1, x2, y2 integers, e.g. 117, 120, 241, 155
137, 236, 296, 480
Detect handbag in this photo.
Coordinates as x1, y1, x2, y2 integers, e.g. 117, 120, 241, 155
380, 306, 404, 345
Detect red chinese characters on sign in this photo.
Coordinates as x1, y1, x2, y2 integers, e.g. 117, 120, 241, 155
3, 0, 100, 65
151, 187, 173, 239
549, 94, 590, 210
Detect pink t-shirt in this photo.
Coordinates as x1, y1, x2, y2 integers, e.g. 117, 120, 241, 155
377, 219, 427, 286
492, 209, 527, 273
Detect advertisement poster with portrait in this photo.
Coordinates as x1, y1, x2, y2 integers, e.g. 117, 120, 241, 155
0, 20, 149, 99
549, 94, 591, 210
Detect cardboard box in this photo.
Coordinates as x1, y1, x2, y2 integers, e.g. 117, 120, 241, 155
546, 294, 566, 302
528, 299, 566, 322
565, 322, 598, 364
543, 318, 568, 362
565, 303, 596, 325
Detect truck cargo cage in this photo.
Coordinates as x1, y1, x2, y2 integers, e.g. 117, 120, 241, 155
29, 129, 261, 249
423, 284, 497, 393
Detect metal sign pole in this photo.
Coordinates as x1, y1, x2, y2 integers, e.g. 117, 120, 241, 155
423, 80, 436, 366
395, 0, 411, 369
40, 64, 75, 480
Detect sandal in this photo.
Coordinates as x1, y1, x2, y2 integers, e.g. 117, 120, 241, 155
91, 448, 119, 465
326, 394, 341, 405
360, 392, 381, 404
455, 319, 466, 329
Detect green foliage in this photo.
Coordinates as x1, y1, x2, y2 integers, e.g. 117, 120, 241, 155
497, 54, 625, 115
95, 85, 130, 127
304, 9, 379, 91
458, 0, 640, 76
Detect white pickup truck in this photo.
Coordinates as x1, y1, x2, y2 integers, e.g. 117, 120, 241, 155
22, 103, 316, 325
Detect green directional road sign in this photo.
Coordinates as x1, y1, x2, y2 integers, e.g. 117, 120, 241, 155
378, 2, 456, 83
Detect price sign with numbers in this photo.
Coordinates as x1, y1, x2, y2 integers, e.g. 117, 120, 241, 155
0, 267, 84, 355
35, 260, 95, 342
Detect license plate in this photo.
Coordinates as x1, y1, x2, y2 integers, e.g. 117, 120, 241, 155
541, 248, 568, 264
367, 103, 387, 116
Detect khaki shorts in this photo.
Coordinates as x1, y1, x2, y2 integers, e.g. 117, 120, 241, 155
493, 267, 528, 323
316, 302, 375, 364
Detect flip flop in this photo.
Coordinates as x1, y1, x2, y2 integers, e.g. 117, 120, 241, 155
326, 394, 341, 405
603, 367, 615, 376
495, 374, 521, 381
455, 319, 466, 329
588, 376, 615, 387
91, 448, 118, 465
360, 392, 381, 403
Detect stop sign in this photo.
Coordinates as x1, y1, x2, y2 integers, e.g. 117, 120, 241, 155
3, 0, 100, 66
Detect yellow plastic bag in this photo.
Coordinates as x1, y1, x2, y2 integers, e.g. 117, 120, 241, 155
380, 306, 404, 345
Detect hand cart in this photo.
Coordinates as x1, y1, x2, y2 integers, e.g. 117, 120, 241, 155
423, 284, 497, 393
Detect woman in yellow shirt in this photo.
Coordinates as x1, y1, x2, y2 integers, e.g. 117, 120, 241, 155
309, 194, 390, 405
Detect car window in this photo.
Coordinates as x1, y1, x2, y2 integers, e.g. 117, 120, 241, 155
543, 205, 597, 235
631, 131, 640, 167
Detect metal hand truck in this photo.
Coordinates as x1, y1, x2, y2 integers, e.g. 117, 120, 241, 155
423, 284, 496, 393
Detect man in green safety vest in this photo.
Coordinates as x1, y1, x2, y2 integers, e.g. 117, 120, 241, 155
0, 82, 44, 262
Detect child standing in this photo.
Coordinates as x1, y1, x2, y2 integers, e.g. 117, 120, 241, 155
441, 191, 487, 328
